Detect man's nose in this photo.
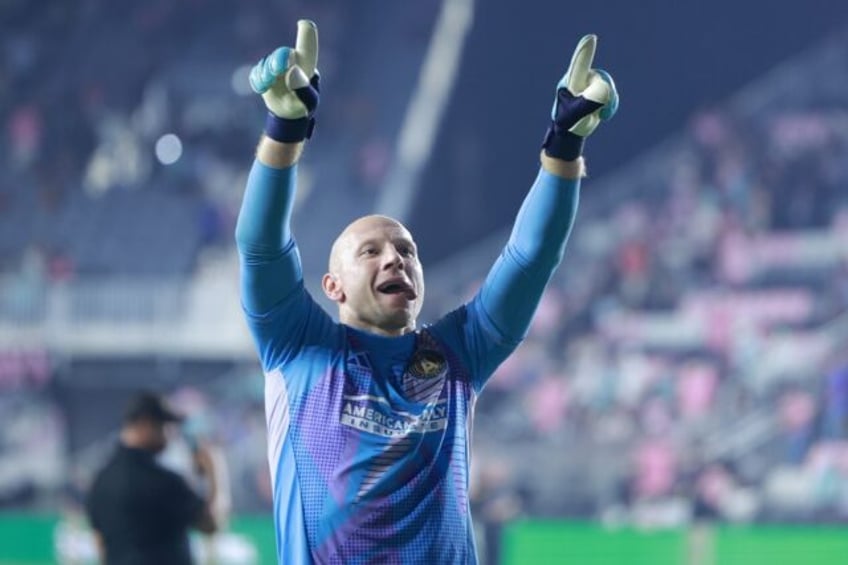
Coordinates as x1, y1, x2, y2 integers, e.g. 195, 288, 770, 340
382, 248, 404, 269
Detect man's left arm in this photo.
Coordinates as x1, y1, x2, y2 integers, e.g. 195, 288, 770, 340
468, 35, 619, 372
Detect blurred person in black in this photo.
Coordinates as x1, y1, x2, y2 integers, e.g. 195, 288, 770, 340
85, 391, 223, 565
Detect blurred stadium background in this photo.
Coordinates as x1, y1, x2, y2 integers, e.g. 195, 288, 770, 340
2, 0, 848, 563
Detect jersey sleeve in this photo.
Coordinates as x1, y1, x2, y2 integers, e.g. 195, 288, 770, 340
478, 167, 579, 340
235, 159, 337, 374
235, 160, 302, 315
243, 282, 338, 374
437, 167, 580, 392
430, 303, 517, 394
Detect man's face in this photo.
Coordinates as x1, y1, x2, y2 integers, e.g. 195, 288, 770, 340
142, 419, 170, 454
323, 215, 424, 336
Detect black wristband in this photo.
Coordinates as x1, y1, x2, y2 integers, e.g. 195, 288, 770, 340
542, 125, 585, 161
264, 112, 316, 143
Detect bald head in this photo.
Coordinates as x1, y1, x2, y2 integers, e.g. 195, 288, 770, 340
322, 214, 424, 336
329, 215, 411, 273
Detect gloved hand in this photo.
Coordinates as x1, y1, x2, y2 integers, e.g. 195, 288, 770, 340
542, 34, 619, 161
249, 20, 320, 143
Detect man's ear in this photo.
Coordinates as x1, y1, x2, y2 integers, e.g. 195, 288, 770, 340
322, 273, 344, 302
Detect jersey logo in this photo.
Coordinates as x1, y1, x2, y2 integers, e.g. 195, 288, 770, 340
408, 349, 446, 380
401, 332, 448, 403
340, 395, 448, 438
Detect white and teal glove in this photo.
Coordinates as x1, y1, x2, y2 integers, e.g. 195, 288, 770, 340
249, 20, 320, 143
542, 34, 619, 160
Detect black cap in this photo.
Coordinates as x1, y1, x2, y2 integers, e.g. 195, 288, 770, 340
123, 391, 183, 424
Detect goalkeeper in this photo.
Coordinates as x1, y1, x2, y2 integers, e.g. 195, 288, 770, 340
235, 19, 618, 565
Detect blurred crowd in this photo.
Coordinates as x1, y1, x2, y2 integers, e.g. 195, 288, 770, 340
451, 41, 848, 527
0, 0, 432, 284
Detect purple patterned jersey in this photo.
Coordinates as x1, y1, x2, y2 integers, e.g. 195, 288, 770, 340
248, 286, 514, 564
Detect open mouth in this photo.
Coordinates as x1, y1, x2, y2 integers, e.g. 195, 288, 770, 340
377, 279, 417, 300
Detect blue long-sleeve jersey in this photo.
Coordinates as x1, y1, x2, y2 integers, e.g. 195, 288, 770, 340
235, 159, 579, 564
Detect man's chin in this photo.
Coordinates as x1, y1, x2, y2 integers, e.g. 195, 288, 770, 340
379, 308, 416, 333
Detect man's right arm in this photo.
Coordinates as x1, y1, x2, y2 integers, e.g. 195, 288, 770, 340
235, 20, 319, 316
257, 136, 304, 169
234, 139, 304, 315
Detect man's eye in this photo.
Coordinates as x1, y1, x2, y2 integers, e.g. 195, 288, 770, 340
400, 247, 414, 257
362, 248, 377, 256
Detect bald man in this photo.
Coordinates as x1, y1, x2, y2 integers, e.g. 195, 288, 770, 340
236, 21, 617, 565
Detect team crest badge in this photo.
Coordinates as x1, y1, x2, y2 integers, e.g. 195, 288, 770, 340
408, 349, 447, 380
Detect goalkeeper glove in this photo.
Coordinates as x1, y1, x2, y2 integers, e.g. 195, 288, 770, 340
249, 20, 320, 143
542, 34, 619, 161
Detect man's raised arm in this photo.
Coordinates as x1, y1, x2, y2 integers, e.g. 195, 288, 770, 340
234, 20, 320, 315
475, 34, 619, 342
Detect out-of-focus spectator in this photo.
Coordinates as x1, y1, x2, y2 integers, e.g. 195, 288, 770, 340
86, 391, 228, 565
